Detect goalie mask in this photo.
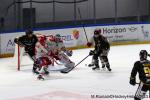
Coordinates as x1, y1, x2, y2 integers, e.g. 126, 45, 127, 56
139, 50, 148, 60
55, 34, 61, 42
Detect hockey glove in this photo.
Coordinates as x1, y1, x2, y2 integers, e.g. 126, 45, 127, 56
14, 38, 25, 47
87, 42, 92, 47
130, 77, 136, 86
89, 50, 95, 55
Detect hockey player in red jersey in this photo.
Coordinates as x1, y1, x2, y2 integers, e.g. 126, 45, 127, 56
33, 35, 52, 80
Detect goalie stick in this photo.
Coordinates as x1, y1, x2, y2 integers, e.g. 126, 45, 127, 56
60, 54, 90, 73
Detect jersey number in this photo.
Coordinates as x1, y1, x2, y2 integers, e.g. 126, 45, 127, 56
144, 67, 150, 77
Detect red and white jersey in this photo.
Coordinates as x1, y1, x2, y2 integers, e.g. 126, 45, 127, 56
35, 34, 48, 58
35, 34, 66, 59
46, 36, 65, 56
35, 42, 48, 58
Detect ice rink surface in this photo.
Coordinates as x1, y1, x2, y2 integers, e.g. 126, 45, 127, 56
0, 44, 150, 100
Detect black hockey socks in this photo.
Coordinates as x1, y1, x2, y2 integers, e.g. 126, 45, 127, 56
92, 60, 100, 70
106, 64, 111, 71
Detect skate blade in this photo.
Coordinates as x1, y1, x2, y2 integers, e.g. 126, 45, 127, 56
92, 68, 100, 70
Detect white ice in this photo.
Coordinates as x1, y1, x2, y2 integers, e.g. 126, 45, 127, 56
0, 44, 150, 100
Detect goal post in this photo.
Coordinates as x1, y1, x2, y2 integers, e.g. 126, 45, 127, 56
18, 43, 20, 71
10, 43, 26, 71
11, 34, 58, 71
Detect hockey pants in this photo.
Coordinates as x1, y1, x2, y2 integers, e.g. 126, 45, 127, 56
58, 53, 75, 68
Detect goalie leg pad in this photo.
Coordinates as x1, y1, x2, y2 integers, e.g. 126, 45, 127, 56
60, 61, 75, 73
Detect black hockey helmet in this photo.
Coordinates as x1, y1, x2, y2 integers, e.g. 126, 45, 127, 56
25, 29, 33, 35
94, 28, 101, 38
94, 29, 100, 35
139, 50, 148, 60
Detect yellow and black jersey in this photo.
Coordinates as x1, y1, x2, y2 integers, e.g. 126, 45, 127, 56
131, 60, 150, 84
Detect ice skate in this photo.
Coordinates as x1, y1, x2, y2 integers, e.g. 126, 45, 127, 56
107, 68, 112, 71
88, 63, 94, 67
92, 64, 100, 70
37, 75, 44, 80
106, 64, 111, 71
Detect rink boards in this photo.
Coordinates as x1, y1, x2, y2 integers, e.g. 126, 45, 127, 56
1, 23, 150, 58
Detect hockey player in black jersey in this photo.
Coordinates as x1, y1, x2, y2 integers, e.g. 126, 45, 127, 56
130, 50, 150, 100
14, 29, 38, 60
14, 29, 38, 73
87, 29, 111, 71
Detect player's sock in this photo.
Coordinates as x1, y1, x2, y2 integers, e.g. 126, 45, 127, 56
43, 67, 49, 75
102, 64, 105, 68
32, 67, 39, 74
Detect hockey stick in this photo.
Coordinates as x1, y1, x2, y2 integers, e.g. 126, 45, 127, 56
75, 55, 90, 68
60, 54, 90, 73
136, 82, 150, 98
78, 7, 89, 42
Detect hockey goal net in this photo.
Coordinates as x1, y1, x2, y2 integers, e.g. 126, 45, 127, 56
11, 35, 56, 71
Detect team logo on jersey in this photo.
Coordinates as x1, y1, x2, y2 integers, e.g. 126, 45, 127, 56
72, 29, 79, 39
